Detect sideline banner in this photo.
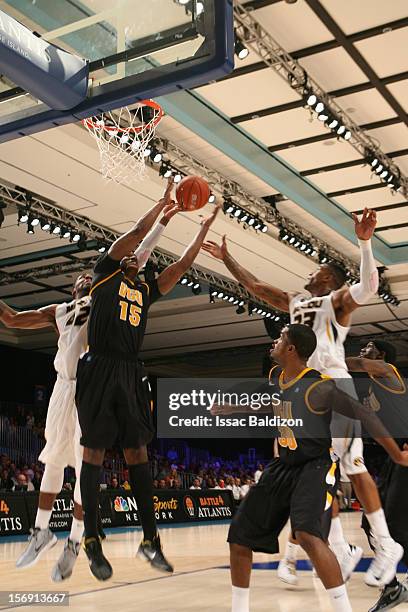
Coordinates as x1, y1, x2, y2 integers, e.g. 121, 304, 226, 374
0, 490, 234, 536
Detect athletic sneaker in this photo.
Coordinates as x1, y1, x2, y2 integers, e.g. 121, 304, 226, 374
137, 534, 174, 573
336, 544, 363, 582
83, 537, 112, 581
368, 581, 408, 611
277, 558, 298, 585
51, 538, 80, 582
16, 527, 57, 569
365, 540, 404, 587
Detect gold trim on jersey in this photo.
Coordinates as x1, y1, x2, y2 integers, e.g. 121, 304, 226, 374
278, 367, 313, 390
90, 269, 121, 295
369, 364, 406, 395
268, 364, 280, 382
326, 318, 333, 342
305, 378, 331, 415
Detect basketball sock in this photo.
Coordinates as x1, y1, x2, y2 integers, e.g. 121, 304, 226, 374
283, 541, 300, 563
128, 462, 157, 541
69, 518, 84, 544
80, 462, 101, 539
35, 507, 52, 530
329, 517, 350, 555
366, 508, 392, 541
231, 586, 249, 612
327, 585, 352, 612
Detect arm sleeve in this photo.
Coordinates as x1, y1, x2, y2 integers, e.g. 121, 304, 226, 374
307, 379, 392, 439
133, 222, 166, 270
349, 239, 379, 305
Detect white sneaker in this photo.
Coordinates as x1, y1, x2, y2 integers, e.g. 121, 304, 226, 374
277, 558, 298, 586
365, 539, 404, 588
16, 527, 57, 569
51, 538, 80, 582
335, 544, 363, 582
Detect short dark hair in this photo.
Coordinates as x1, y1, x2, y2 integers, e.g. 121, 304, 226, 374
325, 262, 347, 289
372, 340, 396, 364
286, 324, 317, 360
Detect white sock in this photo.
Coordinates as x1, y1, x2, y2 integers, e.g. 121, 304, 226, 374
284, 541, 300, 563
366, 508, 391, 542
327, 584, 352, 612
329, 517, 350, 555
69, 518, 84, 544
232, 586, 249, 612
35, 508, 52, 530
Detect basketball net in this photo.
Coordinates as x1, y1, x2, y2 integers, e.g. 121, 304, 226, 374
82, 100, 164, 186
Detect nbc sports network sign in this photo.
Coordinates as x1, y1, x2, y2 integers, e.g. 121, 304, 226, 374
0, 490, 234, 536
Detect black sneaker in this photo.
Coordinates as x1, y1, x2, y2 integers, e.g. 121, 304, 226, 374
83, 537, 112, 581
98, 525, 106, 541
137, 534, 174, 574
368, 582, 408, 611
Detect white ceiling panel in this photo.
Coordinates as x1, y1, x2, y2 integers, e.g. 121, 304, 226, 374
243, 107, 327, 146
334, 189, 406, 212
253, 2, 333, 51
321, 0, 408, 35
310, 164, 383, 193
336, 89, 396, 124
354, 28, 408, 79
377, 227, 408, 244
387, 81, 408, 113
277, 139, 362, 171
367, 123, 408, 152
299, 48, 367, 90
197, 68, 299, 117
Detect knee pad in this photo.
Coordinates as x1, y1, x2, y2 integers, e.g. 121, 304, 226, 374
40, 463, 64, 494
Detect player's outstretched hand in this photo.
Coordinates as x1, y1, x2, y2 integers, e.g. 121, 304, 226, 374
162, 202, 182, 222
395, 443, 408, 467
158, 177, 175, 208
352, 207, 377, 240
202, 234, 228, 260
201, 201, 221, 229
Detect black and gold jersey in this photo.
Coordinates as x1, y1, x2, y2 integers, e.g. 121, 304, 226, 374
366, 363, 408, 448
88, 253, 161, 357
269, 365, 333, 466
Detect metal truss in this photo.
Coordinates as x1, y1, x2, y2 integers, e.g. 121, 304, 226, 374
234, 0, 407, 199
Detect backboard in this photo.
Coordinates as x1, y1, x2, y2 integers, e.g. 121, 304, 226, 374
0, 0, 234, 142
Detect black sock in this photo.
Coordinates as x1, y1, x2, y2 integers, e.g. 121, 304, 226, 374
128, 462, 157, 541
80, 461, 101, 540
386, 577, 399, 589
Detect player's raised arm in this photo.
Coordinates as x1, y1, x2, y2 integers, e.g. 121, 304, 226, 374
345, 356, 392, 378
307, 378, 408, 466
157, 204, 220, 296
202, 235, 290, 312
108, 178, 174, 261
0, 300, 56, 329
332, 208, 378, 315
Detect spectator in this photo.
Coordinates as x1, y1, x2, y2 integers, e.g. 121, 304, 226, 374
214, 479, 225, 489
31, 470, 42, 491
240, 476, 250, 498
254, 464, 264, 483
171, 477, 182, 490
153, 479, 159, 489
108, 477, 121, 491
190, 478, 201, 490
13, 473, 34, 492
158, 479, 167, 489
0, 469, 13, 491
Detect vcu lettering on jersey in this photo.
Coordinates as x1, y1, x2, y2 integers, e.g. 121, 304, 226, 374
269, 366, 332, 465
88, 254, 161, 356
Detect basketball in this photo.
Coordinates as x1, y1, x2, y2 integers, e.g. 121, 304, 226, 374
175, 176, 210, 211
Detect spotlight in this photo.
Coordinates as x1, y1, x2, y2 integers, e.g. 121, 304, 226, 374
234, 208, 242, 218
223, 200, 235, 214
62, 227, 71, 239
337, 125, 346, 136
18, 208, 29, 223
344, 130, 352, 141
98, 243, 107, 253
72, 232, 81, 243
228, 296, 235, 303
315, 102, 324, 113
371, 158, 379, 168
30, 215, 40, 227
306, 93, 317, 107
208, 193, 216, 203
180, 277, 189, 285
319, 251, 329, 264
159, 163, 173, 178
211, 289, 218, 297
52, 224, 61, 235
173, 172, 182, 183
247, 217, 256, 227
375, 164, 384, 174
318, 112, 329, 122
217, 291, 224, 298
279, 228, 290, 241
261, 224, 268, 233
150, 147, 162, 163
234, 35, 249, 61
192, 283, 202, 295
40, 219, 51, 231
328, 118, 339, 129
144, 146, 152, 158
196, 1, 204, 15
289, 236, 296, 245
187, 279, 194, 287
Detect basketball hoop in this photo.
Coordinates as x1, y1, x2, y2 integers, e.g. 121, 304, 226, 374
82, 100, 164, 185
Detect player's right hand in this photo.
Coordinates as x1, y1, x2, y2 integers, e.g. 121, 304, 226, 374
158, 176, 175, 208
395, 444, 408, 467
202, 234, 228, 260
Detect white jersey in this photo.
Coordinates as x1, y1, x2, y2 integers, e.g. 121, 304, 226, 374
53, 296, 91, 380
289, 293, 349, 373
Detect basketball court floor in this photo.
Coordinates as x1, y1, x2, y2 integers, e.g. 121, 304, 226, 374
1, 513, 406, 612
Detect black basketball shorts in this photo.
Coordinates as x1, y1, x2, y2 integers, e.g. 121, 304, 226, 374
76, 352, 154, 450
228, 456, 339, 554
